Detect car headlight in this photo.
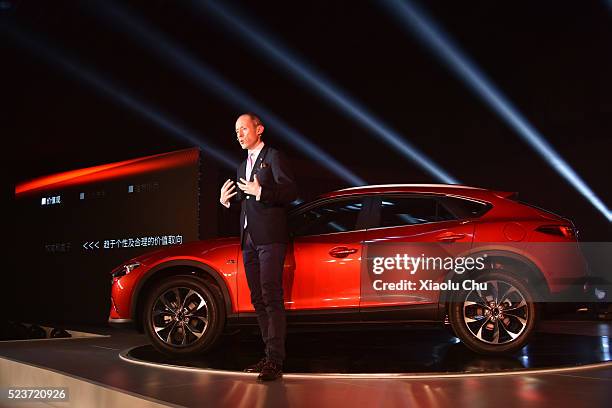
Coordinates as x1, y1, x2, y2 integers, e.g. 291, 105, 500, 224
111, 261, 141, 279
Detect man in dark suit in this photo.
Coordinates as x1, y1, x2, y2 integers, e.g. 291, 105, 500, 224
220, 113, 297, 381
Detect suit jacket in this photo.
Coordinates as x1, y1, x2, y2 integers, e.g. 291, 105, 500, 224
232, 145, 298, 246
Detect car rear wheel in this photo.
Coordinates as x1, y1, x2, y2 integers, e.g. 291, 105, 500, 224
449, 271, 537, 355
143, 276, 225, 356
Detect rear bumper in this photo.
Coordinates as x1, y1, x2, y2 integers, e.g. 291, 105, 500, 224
549, 276, 610, 303
543, 275, 610, 317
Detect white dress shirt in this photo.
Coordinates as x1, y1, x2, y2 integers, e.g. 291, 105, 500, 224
220, 142, 264, 208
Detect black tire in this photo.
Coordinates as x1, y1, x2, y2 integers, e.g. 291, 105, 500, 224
143, 275, 225, 356
449, 271, 537, 355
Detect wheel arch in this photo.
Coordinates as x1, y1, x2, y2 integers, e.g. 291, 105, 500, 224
437, 249, 550, 320
131, 260, 234, 333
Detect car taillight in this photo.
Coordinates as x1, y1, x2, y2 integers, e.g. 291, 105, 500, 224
536, 225, 577, 240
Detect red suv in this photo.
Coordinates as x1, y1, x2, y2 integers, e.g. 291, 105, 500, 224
109, 184, 589, 355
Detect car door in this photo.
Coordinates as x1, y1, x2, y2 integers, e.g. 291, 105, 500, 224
361, 194, 476, 310
282, 197, 370, 311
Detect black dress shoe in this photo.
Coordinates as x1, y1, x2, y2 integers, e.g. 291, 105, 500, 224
257, 361, 283, 381
244, 358, 267, 373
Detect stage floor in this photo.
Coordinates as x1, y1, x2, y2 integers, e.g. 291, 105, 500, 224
1, 321, 611, 407
126, 322, 611, 376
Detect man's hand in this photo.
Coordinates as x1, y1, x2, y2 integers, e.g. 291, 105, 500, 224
220, 179, 237, 207
237, 175, 261, 197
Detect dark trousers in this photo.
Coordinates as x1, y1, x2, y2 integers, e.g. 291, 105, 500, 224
242, 230, 287, 364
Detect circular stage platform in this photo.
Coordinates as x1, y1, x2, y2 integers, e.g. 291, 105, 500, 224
121, 327, 611, 378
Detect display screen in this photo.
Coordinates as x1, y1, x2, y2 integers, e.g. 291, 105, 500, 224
13, 148, 201, 324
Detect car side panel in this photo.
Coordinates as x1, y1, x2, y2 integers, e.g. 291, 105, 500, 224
361, 220, 475, 308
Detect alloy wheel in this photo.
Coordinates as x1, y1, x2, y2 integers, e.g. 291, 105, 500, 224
462, 280, 529, 345
151, 286, 209, 347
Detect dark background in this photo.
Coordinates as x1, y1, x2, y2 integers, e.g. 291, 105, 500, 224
4, 0, 611, 240
12, 148, 202, 324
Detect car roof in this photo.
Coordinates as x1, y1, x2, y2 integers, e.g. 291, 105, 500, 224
319, 184, 505, 201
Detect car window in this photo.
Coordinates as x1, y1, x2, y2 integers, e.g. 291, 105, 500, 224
439, 196, 491, 219
373, 196, 456, 228
290, 198, 366, 237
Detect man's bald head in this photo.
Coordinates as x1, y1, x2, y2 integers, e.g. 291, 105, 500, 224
235, 112, 265, 150
239, 113, 263, 128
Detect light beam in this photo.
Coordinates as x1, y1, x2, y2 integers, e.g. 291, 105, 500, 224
94, 1, 366, 186
194, 0, 458, 185
1, 22, 238, 169
382, 0, 611, 222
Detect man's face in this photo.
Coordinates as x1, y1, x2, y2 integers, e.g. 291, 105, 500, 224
235, 115, 263, 150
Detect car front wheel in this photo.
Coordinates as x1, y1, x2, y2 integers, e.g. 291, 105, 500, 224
143, 276, 225, 356
449, 271, 537, 355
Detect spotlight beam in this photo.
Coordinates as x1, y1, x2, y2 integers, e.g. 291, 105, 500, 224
94, 1, 366, 186
1, 22, 238, 169
381, 0, 611, 222
197, 0, 459, 185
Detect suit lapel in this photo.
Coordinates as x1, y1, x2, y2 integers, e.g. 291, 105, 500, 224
250, 145, 269, 182
240, 159, 247, 182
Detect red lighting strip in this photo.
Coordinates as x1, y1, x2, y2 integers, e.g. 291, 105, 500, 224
15, 148, 199, 197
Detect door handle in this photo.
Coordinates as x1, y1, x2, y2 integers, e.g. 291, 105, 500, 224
329, 246, 358, 258
436, 232, 466, 243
